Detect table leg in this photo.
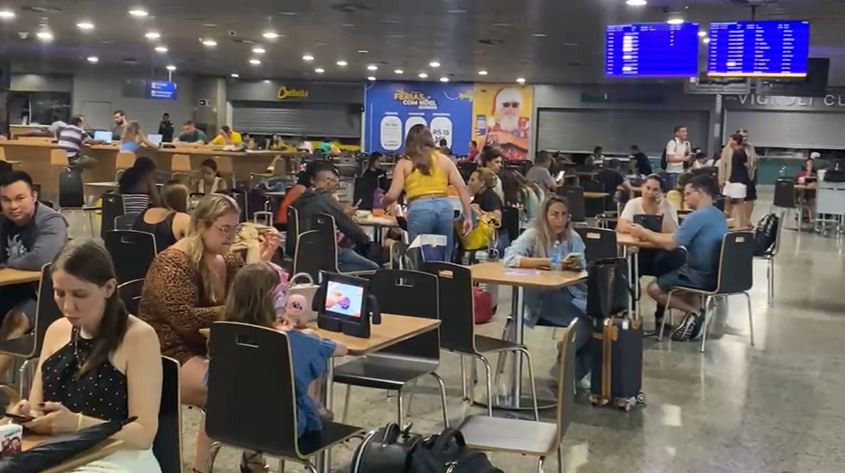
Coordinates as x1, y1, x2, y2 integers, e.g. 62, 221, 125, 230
317, 359, 335, 473
623, 246, 633, 317
510, 286, 524, 408
633, 249, 640, 318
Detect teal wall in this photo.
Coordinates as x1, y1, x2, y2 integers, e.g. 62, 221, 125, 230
646, 157, 802, 185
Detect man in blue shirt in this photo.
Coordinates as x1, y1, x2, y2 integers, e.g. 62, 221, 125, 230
630, 175, 728, 341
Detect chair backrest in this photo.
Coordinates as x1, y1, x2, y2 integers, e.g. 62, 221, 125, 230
30, 263, 62, 358
574, 227, 618, 262
206, 322, 304, 458
420, 262, 475, 354
552, 320, 578, 448
118, 278, 145, 315
100, 193, 125, 238
104, 230, 157, 283
0, 146, 6, 161
293, 230, 322, 281
500, 206, 520, 243
312, 213, 340, 273
114, 213, 140, 230
58, 169, 85, 208
773, 179, 796, 209
154, 356, 182, 473
230, 189, 247, 222
214, 155, 234, 176
269, 156, 286, 175
115, 152, 136, 171
714, 231, 755, 294
369, 269, 440, 360
563, 187, 586, 223
285, 206, 301, 258
171, 154, 192, 173
49, 149, 68, 167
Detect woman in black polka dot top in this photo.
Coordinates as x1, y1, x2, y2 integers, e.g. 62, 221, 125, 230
8, 240, 163, 472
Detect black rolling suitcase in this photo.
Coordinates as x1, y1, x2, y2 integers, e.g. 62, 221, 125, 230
589, 314, 646, 411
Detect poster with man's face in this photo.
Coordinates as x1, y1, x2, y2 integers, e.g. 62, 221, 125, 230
472, 85, 533, 162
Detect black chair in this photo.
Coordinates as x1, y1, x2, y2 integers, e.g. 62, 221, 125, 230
58, 169, 98, 236
206, 322, 363, 473
0, 264, 62, 397
311, 213, 342, 273
754, 216, 783, 306
334, 270, 448, 428
104, 230, 157, 284
562, 187, 586, 224
118, 278, 145, 315
293, 230, 322, 281
773, 178, 799, 229
114, 212, 140, 230
100, 193, 125, 238
154, 356, 182, 473
421, 262, 539, 420
582, 178, 607, 218
659, 232, 756, 353
231, 188, 248, 222
575, 227, 618, 263
500, 206, 521, 245
285, 206, 301, 259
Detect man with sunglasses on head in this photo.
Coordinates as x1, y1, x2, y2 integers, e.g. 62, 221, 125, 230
629, 175, 728, 341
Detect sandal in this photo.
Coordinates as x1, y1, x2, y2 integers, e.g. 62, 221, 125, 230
240, 451, 269, 473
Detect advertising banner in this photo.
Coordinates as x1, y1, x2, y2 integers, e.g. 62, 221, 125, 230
472, 84, 533, 162
364, 82, 473, 155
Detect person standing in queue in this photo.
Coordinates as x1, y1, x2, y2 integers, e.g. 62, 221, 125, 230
723, 133, 752, 229
384, 124, 473, 261
158, 113, 174, 143
664, 125, 691, 190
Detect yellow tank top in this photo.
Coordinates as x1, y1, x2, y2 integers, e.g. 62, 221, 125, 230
405, 153, 449, 200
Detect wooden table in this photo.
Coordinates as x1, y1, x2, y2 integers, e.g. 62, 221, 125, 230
470, 262, 586, 411
584, 191, 610, 199
0, 269, 41, 287
22, 435, 123, 473
355, 213, 400, 246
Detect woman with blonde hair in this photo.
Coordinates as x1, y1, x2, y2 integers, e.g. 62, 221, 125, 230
119, 121, 158, 153
384, 124, 473, 260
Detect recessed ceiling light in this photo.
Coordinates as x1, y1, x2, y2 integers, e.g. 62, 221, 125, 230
418, 72, 428, 79
262, 31, 279, 39
439, 77, 449, 83
155, 45, 168, 53
394, 69, 404, 74
357, 49, 369, 54
626, 0, 647, 6
367, 76, 376, 81
201, 38, 217, 47
342, 23, 356, 28
0, 9, 16, 20
478, 70, 488, 76
666, 17, 685, 25
367, 64, 378, 71
698, 30, 707, 37
36, 30, 54, 42
278, 11, 298, 16
249, 58, 261, 65
263, 79, 271, 84
252, 47, 266, 54
516, 77, 526, 84
76, 21, 95, 30
166, 64, 176, 71
336, 60, 348, 67
86, 56, 99, 63
302, 54, 314, 62
145, 31, 160, 40
314, 67, 325, 74
429, 61, 440, 68
231, 73, 239, 78
447, 9, 467, 14
128, 8, 149, 17
532, 33, 547, 37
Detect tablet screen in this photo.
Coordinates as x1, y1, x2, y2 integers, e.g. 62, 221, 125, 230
324, 280, 365, 318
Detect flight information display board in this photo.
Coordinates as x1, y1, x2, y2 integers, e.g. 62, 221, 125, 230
708, 20, 810, 77
605, 23, 699, 78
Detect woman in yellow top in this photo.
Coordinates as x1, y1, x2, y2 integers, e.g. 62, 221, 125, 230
385, 124, 473, 260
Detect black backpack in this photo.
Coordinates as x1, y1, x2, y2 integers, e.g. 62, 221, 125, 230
659, 147, 668, 170
754, 213, 779, 256
350, 423, 423, 473
409, 428, 503, 473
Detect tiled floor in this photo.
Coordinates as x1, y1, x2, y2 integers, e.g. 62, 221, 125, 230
183, 191, 845, 473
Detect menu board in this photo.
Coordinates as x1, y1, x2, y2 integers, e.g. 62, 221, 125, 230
707, 20, 810, 77
605, 23, 699, 78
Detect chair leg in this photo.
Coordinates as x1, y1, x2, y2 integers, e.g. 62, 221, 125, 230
397, 388, 405, 427
460, 355, 468, 402
341, 385, 352, 424
745, 292, 755, 347
495, 317, 514, 377
658, 292, 673, 341
430, 372, 450, 428
278, 459, 285, 473
479, 356, 494, 417
518, 347, 540, 422
206, 442, 223, 473
557, 446, 563, 473
304, 462, 317, 473
700, 296, 711, 353
768, 258, 775, 306
538, 457, 545, 473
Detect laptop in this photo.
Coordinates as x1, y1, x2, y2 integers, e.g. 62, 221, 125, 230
147, 134, 163, 146
93, 131, 113, 143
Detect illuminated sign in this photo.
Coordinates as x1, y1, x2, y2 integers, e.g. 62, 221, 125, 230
277, 86, 310, 100
393, 90, 438, 109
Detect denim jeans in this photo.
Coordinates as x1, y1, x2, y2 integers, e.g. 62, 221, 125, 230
664, 172, 681, 191
337, 247, 379, 272
407, 197, 456, 262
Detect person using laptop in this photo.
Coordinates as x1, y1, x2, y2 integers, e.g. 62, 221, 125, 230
210, 126, 243, 147
120, 121, 160, 153
175, 121, 209, 144
57, 115, 97, 169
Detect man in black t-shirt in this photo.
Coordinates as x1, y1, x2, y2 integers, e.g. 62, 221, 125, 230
596, 159, 633, 207
630, 145, 652, 176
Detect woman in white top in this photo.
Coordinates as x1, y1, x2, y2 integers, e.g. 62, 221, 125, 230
195, 158, 228, 195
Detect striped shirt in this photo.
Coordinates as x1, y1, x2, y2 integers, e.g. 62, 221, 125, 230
57, 125, 88, 158
122, 194, 151, 215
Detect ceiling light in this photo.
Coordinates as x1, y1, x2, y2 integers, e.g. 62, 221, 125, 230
302, 54, 314, 62
86, 56, 99, 64
418, 72, 428, 79
626, 0, 647, 6
314, 67, 325, 74
439, 77, 449, 83
252, 47, 266, 54
447, 9, 467, 14
0, 9, 15, 20
76, 21, 95, 30
703, 37, 711, 44
478, 70, 488, 76
698, 30, 707, 37
263, 79, 271, 84
367, 64, 378, 71
201, 38, 217, 47
357, 49, 369, 54
394, 69, 404, 74
145, 31, 160, 40
516, 77, 526, 84
36, 30, 54, 42
666, 16, 685, 25
128, 8, 149, 17
429, 61, 440, 68
532, 33, 547, 38
166, 64, 176, 71
249, 58, 261, 65
155, 45, 168, 53
279, 11, 297, 16
231, 73, 239, 78
336, 60, 348, 67
367, 76, 376, 81
262, 31, 279, 40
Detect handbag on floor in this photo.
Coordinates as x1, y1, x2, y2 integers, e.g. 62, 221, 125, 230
586, 257, 631, 319
409, 428, 503, 473
350, 423, 423, 473
590, 315, 646, 411
473, 287, 495, 324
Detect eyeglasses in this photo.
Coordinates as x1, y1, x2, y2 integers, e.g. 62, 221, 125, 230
502, 102, 520, 108
213, 223, 242, 236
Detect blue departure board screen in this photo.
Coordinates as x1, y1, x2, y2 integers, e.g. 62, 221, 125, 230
148, 81, 178, 100
605, 23, 699, 78
708, 20, 810, 77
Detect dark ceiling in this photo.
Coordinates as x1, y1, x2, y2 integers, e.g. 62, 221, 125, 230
1, 0, 843, 84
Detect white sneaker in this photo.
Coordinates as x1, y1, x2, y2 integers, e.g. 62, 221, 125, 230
577, 376, 591, 390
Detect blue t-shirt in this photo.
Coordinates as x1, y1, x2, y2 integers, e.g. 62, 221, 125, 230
287, 330, 336, 438
674, 206, 728, 277
119, 139, 140, 153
